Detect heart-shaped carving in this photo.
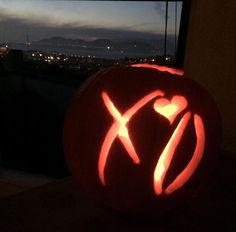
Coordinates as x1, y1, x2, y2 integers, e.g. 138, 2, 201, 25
154, 96, 188, 124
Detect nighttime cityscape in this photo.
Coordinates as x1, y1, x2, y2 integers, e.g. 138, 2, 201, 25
0, 1, 183, 86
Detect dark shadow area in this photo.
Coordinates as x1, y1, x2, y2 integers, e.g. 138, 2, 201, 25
0, 89, 68, 177
0, 150, 235, 231
0, 50, 85, 178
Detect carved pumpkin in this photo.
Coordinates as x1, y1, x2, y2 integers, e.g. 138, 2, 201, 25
63, 64, 221, 213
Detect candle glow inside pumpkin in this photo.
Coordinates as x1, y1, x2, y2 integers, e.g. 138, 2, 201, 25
99, 85, 205, 195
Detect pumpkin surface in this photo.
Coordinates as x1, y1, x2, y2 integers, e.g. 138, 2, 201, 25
63, 64, 221, 213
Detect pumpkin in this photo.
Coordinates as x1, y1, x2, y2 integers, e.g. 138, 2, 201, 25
63, 64, 221, 214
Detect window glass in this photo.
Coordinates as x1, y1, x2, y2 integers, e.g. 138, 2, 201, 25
0, 1, 183, 177
0, 1, 182, 78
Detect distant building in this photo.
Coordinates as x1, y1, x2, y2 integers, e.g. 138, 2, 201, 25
0, 43, 9, 55
25, 33, 32, 47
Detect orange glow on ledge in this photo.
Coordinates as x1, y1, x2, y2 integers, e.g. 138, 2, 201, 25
131, 63, 184, 76
154, 96, 188, 124
98, 90, 164, 185
154, 112, 191, 195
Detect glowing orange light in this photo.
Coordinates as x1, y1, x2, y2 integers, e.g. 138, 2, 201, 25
164, 114, 205, 194
154, 112, 191, 195
99, 90, 205, 196
153, 112, 205, 195
154, 96, 188, 124
98, 90, 164, 185
131, 63, 184, 76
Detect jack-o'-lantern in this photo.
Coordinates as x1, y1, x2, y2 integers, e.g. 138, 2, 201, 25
63, 64, 221, 214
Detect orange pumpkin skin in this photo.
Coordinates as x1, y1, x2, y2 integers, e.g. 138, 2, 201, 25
63, 65, 221, 214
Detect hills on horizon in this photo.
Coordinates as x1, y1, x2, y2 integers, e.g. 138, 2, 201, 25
36, 36, 175, 55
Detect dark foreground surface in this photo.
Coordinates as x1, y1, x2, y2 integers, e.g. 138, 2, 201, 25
0, 151, 235, 232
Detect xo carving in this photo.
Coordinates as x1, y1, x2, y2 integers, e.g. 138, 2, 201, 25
98, 90, 205, 195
